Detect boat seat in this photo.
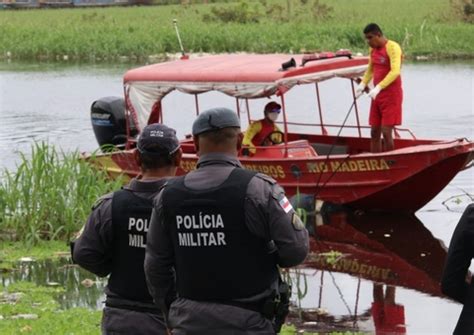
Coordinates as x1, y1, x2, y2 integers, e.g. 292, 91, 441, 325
311, 143, 348, 155
179, 138, 196, 154
252, 140, 318, 159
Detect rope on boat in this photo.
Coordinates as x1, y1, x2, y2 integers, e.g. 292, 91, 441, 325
313, 100, 356, 199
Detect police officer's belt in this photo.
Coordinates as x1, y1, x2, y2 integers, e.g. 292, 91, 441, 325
210, 300, 264, 314
105, 297, 160, 315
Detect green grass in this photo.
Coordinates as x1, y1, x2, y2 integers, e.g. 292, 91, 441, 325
0, 0, 472, 61
0, 282, 101, 335
0, 142, 122, 246
0, 240, 69, 261
0, 241, 361, 334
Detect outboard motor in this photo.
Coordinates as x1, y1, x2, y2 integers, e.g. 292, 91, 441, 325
90, 96, 137, 149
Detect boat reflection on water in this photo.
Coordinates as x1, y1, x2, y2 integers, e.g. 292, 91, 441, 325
289, 195, 449, 333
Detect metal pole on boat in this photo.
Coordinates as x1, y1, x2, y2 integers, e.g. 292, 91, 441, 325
235, 98, 240, 118
353, 277, 361, 326
280, 94, 289, 158
173, 19, 188, 59
315, 83, 328, 135
245, 99, 251, 125
194, 94, 200, 115
318, 270, 324, 308
350, 79, 362, 137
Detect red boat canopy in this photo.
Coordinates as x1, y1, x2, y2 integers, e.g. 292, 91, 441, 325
123, 54, 368, 131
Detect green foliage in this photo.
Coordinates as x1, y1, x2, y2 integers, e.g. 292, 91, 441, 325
0, 240, 69, 263
0, 0, 472, 60
280, 323, 298, 334
0, 143, 122, 246
0, 282, 101, 335
320, 250, 343, 266
203, 1, 262, 23
450, 0, 474, 23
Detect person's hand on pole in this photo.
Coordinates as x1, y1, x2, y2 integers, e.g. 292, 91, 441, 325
368, 85, 382, 100
355, 82, 366, 99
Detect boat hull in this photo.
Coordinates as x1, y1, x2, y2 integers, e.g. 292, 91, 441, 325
85, 138, 474, 212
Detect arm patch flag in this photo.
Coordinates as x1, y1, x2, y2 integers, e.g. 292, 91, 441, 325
278, 196, 293, 213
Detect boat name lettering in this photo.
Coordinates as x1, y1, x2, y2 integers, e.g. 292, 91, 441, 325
243, 164, 286, 179
313, 255, 392, 280
307, 159, 390, 173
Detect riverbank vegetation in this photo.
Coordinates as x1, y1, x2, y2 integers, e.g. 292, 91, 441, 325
0, 143, 122, 246
0, 242, 354, 334
0, 0, 473, 62
0, 282, 101, 335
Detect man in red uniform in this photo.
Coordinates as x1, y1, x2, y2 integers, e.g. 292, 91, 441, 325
356, 23, 403, 152
371, 284, 407, 335
242, 101, 282, 155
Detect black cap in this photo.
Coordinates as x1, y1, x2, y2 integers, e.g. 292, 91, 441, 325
137, 123, 180, 155
192, 107, 241, 136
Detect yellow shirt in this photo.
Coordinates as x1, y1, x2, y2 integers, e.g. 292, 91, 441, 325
242, 120, 281, 152
362, 40, 402, 89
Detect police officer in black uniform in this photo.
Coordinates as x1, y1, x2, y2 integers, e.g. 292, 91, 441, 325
72, 123, 182, 335
144, 108, 309, 334
442, 203, 474, 335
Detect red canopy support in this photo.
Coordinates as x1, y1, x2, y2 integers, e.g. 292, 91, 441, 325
315, 83, 328, 135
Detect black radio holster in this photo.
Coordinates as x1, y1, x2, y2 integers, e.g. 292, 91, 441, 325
262, 277, 292, 333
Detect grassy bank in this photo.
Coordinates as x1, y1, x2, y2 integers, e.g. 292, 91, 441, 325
0, 282, 101, 335
0, 0, 472, 61
0, 143, 122, 246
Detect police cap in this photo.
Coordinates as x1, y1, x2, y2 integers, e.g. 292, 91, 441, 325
137, 123, 180, 155
192, 107, 241, 136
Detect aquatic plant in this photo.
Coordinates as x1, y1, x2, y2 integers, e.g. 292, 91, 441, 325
0, 142, 122, 246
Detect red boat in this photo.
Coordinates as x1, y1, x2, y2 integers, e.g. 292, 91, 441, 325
287, 205, 450, 333
87, 53, 474, 212
300, 207, 448, 297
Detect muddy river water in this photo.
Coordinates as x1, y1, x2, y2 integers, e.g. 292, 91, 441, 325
0, 60, 473, 334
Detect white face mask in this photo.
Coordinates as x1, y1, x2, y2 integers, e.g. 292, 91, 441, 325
267, 112, 279, 122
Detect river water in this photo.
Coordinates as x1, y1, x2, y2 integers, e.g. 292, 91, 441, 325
0, 60, 473, 334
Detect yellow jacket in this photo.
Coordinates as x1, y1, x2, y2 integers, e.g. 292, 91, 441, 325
362, 40, 402, 89
242, 119, 281, 153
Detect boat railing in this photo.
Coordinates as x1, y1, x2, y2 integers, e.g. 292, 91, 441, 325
278, 121, 417, 140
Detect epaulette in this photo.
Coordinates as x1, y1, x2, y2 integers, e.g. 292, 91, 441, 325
254, 173, 285, 200
254, 173, 277, 185
91, 192, 113, 210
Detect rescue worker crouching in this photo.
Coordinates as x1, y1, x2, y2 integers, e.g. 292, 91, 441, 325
144, 107, 309, 334
242, 101, 283, 156
71, 123, 182, 335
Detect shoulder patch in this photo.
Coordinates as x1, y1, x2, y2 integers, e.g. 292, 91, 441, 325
91, 193, 113, 210
277, 194, 294, 213
292, 213, 305, 231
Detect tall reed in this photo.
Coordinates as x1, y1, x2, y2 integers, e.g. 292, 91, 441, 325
0, 142, 122, 246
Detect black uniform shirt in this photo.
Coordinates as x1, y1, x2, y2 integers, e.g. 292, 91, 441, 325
73, 177, 169, 295
442, 203, 474, 304
144, 153, 309, 309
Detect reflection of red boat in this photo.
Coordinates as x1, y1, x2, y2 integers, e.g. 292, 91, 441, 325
298, 204, 448, 297
86, 53, 474, 211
